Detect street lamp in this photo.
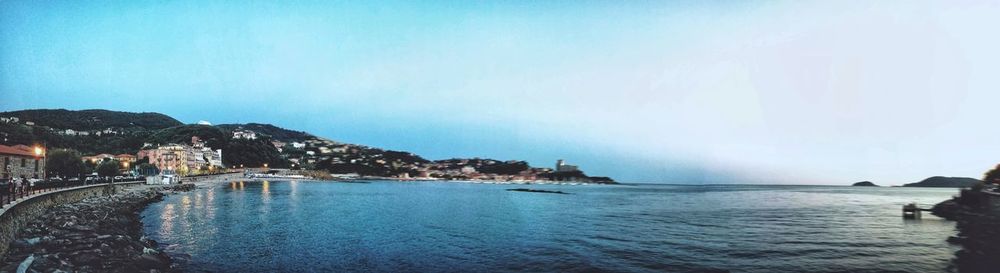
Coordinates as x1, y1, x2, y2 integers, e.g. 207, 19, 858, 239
33, 145, 45, 179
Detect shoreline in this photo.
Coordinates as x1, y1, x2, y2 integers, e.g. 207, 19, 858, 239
931, 191, 1000, 272
0, 184, 195, 273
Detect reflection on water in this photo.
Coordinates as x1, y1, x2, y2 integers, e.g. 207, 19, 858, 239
142, 182, 960, 273
159, 203, 175, 237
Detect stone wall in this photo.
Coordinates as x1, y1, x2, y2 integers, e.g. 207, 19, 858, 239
0, 182, 142, 257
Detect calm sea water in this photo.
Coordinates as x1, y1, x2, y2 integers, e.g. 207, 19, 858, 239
140, 181, 959, 273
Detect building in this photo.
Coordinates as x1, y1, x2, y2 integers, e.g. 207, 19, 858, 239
139, 137, 224, 176
271, 140, 286, 152
232, 129, 257, 140
63, 129, 77, 136
139, 144, 192, 175
555, 159, 578, 172
82, 154, 116, 164
115, 154, 137, 164
0, 144, 44, 180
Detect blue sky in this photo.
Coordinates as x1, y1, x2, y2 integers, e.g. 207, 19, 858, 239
2, 1, 999, 185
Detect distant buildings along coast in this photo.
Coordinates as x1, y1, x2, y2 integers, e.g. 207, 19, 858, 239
0, 109, 616, 183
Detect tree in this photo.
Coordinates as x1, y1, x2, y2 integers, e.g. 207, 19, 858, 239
96, 160, 121, 177
45, 149, 86, 178
984, 164, 1000, 185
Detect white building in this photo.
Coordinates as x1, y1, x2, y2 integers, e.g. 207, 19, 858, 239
232, 129, 257, 140
555, 159, 578, 172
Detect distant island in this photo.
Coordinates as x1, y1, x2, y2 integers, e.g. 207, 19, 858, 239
0, 109, 615, 184
902, 176, 981, 188
852, 181, 879, 187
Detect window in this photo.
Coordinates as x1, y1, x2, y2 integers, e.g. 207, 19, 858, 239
21, 158, 26, 167
34, 159, 39, 171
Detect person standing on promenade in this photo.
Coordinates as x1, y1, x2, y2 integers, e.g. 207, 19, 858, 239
13, 176, 22, 197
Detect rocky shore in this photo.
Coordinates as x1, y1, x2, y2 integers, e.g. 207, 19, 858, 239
0, 184, 194, 273
931, 190, 1000, 273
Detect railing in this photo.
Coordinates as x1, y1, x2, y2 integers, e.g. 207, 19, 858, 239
0, 177, 145, 207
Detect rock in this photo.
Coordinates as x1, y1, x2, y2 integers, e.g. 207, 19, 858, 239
15, 254, 34, 273
506, 188, 569, 194
10, 240, 30, 249
69, 252, 100, 266
0, 187, 190, 272
133, 254, 170, 270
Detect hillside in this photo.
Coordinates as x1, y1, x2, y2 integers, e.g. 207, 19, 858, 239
0, 108, 615, 183
903, 176, 981, 188
1, 109, 181, 131
217, 123, 312, 143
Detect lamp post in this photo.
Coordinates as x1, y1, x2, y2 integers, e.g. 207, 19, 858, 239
33, 145, 45, 180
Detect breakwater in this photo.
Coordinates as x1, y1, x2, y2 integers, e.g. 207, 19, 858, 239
0, 182, 143, 259
0, 184, 194, 273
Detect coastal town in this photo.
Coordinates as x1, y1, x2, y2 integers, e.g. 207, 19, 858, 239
0, 110, 615, 184
0, 109, 616, 272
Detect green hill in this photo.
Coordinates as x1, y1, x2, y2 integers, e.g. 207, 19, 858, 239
217, 123, 312, 143
903, 176, 981, 188
0, 108, 615, 181
1, 109, 181, 131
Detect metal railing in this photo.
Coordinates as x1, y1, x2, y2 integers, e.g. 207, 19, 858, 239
0, 177, 145, 207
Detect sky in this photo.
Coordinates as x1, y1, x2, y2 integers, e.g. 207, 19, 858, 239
2, 1, 999, 185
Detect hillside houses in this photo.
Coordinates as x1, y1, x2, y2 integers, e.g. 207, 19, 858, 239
232, 129, 257, 140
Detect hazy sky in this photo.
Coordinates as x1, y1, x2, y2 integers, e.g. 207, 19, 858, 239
2, 1, 999, 184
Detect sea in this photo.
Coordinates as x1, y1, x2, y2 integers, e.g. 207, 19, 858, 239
140, 181, 960, 273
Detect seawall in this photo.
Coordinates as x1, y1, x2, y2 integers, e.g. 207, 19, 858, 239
0, 182, 142, 258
